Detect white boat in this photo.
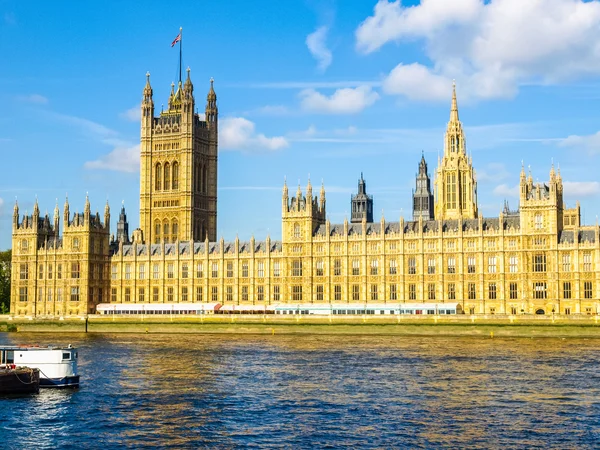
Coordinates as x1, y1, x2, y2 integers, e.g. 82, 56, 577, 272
0, 345, 79, 388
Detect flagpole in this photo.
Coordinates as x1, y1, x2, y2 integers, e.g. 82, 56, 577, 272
179, 27, 182, 84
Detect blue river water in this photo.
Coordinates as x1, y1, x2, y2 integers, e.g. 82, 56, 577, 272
0, 333, 599, 449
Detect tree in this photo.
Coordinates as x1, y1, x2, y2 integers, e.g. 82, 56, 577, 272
0, 250, 11, 314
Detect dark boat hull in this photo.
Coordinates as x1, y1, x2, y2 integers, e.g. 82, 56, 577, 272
0, 369, 40, 394
40, 375, 80, 388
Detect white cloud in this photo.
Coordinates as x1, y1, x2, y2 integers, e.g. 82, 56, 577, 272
493, 184, 519, 198
119, 105, 140, 122
563, 181, 600, 197
299, 86, 379, 114
220, 117, 289, 151
477, 163, 510, 183
84, 144, 140, 173
383, 63, 453, 101
17, 94, 49, 105
357, 0, 600, 101
306, 26, 333, 71
559, 131, 600, 153
48, 111, 138, 173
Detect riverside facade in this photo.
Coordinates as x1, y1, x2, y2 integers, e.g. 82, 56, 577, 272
10, 70, 600, 317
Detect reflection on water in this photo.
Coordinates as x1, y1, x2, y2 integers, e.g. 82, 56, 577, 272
1, 334, 600, 448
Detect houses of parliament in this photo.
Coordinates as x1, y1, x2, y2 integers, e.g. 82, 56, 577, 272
9, 66, 600, 318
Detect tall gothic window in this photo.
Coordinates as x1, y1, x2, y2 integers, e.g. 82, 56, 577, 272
172, 220, 178, 242
446, 173, 457, 209
172, 162, 179, 190
155, 163, 162, 191
164, 162, 171, 190
154, 222, 161, 244
163, 221, 169, 243
461, 172, 468, 209
451, 136, 456, 153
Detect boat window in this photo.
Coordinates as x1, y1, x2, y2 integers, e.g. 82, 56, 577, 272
6, 351, 14, 364
62, 352, 71, 360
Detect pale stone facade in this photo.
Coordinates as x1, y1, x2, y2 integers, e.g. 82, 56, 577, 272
10, 80, 600, 317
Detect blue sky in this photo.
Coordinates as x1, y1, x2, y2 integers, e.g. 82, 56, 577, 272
3, 0, 600, 249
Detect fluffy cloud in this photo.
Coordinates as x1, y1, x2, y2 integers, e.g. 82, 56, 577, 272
84, 143, 140, 173
382, 63, 453, 101
306, 26, 332, 71
119, 105, 140, 122
563, 181, 600, 197
559, 132, 600, 154
299, 86, 379, 114
493, 184, 519, 198
477, 163, 510, 183
357, 0, 600, 101
219, 117, 289, 151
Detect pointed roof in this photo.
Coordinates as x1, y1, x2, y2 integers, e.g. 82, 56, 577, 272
450, 80, 459, 124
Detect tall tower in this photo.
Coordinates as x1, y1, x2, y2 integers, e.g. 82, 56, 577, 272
116, 203, 130, 244
351, 173, 373, 223
139, 68, 218, 244
434, 83, 478, 220
412, 153, 434, 221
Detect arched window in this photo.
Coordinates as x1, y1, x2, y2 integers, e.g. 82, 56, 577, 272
172, 162, 179, 190
293, 223, 301, 238
164, 163, 171, 190
172, 220, 178, 241
163, 221, 169, 243
154, 221, 161, 244
203, 165, 208, 193
155, 163, 162, 191
450, 136, 456, 153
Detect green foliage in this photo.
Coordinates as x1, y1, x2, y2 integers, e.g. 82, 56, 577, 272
0, 250, 11, 314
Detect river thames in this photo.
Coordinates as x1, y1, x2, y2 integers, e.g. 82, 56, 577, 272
0, 333, 599, 449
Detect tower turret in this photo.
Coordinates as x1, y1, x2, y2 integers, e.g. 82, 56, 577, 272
13, 200, 19, 229
104, 200, 110, 232
141, 72, 154, 130
63, 195, 70, 226
412, 153, 434, 221
319, 180, 326, 213
351, 173, 373, 223
84, 193, 91, 223
205, 78, 218, 129
116, 202, 130, 244
282, 178, 289, 213
53, 199, 60, 234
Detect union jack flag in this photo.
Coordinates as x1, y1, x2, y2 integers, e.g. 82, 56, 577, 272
171, 33, 181, 47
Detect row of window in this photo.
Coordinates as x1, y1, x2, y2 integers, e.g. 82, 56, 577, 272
106, 254, 594, 281
154, 162, 180, 191
28, 263, 106, 281
18, 286, 100, 303
154, 220, 179, 245
93, 281, 595, 304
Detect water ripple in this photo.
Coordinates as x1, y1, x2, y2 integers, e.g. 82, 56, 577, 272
0, 334, 599, 448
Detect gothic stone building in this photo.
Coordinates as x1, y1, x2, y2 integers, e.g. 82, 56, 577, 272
10, 79, 600, 317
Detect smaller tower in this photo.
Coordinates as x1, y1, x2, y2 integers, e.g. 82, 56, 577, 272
104, 200, 111, 235
412, 153, 434, 221
351, 173, 373, 223
12, 200, 19, 229
206, 77, 218, 129
53, 199, 60, 235
116, 202, 130, 244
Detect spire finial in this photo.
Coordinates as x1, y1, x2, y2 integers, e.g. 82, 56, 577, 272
450, 81, 459, 123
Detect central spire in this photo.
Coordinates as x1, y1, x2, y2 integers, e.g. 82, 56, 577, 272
450, 80, 459, 123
